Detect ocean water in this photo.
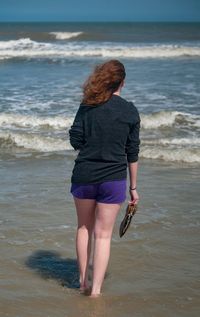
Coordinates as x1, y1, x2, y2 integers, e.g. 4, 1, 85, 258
0, 22, 200, 163
0, 22, 200, 317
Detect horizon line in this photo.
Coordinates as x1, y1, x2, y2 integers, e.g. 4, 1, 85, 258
0, 20, 200, 23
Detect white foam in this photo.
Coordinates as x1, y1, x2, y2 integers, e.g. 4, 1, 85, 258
0, 38, 200, 60
1, 130, 200, 163
0, 113, 73, 130
193, 119, 200, 128
141, 111, 179, 128
140, 146, 200, 163
141, 111, 200, 129
143, 137, 200, 146
50, 32, 83, 40
0, 111, 199, 132
0, 131, 71, 152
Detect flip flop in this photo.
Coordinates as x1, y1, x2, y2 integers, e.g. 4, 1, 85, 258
119, 203, 137, 237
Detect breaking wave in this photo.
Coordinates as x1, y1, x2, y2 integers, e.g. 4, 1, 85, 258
143, 137, 200, 146
0, 111, 199, 131
0, 113, 73, 130
0, 110, 199, 163
0, 38, 200, 60
49, 32, 83, 40
0, 131, 70, 152
140, 146, 200, 163
0, 131, 199, 163
141, 110, 200, 129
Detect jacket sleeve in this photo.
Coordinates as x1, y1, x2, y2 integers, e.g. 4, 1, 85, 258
69, 105, 86, 151
125, 107, 141, 163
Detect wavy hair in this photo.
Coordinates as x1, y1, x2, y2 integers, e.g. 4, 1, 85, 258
81, 60, 126, 105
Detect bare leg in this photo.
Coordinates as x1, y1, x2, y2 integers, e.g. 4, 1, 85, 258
90, 202, 122, 296
73, 197, 96, 290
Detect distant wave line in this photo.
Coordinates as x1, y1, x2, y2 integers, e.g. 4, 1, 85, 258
49, 31, 84, 40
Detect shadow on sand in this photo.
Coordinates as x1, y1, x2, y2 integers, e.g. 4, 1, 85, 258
25, 250, 82, 289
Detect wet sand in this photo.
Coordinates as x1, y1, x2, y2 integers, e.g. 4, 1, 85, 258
0, 154, 199, 316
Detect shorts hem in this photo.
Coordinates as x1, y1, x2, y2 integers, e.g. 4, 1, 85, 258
96, 199, 126, 204
71, 193, 126, 204
96, 198, 126, 204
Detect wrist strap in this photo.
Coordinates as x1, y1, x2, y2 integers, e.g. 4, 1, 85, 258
129, 186, 136, 190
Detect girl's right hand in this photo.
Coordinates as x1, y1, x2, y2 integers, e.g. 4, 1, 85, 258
128, 189, 139, 205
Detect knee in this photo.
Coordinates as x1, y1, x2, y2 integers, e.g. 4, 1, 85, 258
94, 227, 112, 239
77, 224, 93, 234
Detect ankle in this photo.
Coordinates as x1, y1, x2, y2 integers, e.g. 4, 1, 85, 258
80, 278, 89, 287
91, 287, 101, 295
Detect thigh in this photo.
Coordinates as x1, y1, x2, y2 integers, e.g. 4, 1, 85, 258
96, 179, 127, 204
94, 202, 122, 237
73, 196, 96, 230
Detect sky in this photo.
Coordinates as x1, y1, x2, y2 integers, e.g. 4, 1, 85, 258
0, 0, 200, 22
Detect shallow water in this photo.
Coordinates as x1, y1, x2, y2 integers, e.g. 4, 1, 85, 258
0, 155, 199, 316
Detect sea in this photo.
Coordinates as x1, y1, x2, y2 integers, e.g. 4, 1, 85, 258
0, 22, 200, 317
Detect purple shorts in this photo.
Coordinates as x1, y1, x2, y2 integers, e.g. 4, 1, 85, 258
70, 179, 127, 204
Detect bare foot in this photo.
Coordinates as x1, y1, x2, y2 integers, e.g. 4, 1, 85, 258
79, 286, 92, 295
89, 292, 102, 298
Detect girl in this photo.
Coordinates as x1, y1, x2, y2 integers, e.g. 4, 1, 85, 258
69, 59, 140, 297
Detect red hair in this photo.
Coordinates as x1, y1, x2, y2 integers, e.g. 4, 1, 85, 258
81, 60, 126, 105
